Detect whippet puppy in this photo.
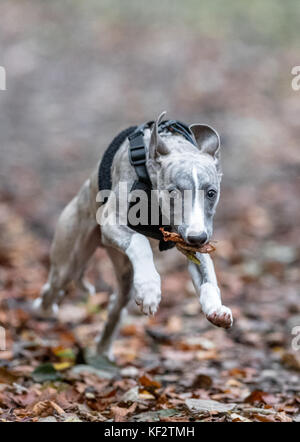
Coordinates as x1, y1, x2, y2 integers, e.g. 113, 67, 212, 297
34, 112, 233, 360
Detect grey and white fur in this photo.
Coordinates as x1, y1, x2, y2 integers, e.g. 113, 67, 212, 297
34, 111, 233, 360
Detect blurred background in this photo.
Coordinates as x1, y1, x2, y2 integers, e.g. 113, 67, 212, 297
1, 0, 300, 229
0, 0, 299, 422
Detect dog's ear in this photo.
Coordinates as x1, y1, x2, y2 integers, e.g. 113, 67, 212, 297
149, 111, 170, 160
189, 124, 220, 159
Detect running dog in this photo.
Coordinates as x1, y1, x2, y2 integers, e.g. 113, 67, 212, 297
34, 112, 233, 360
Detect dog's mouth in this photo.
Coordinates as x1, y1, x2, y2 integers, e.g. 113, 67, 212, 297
174, 225, 210, 247
159, 228, 216, 257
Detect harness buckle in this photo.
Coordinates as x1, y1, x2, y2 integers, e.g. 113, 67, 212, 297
128, 132, 147, 167
129, 150, 147, 166
128, 129, 143, 141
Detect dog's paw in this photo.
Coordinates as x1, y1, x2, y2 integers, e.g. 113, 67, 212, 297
134, 284, 161, 316
206, 305, 233, 329
32, 297, 59, 318
77, 278, 96, 296
95, 342, 116, 363
135, 293, 161, 316
134, 275, 161, 316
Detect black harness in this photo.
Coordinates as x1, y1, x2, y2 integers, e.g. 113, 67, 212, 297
98, 120, 197, 251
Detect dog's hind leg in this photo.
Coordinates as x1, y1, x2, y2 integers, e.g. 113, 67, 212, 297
77, 276, 96, 296
96, 247, 133, 360
34, 179, 100, 316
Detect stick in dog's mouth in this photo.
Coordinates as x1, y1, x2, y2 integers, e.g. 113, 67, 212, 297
159, 227, 216, 264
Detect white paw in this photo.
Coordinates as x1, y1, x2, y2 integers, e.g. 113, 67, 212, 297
95, 341, 116, 362
100, 348, 115, 363
32, 298, 59, 318
78, 278, 96, 296
134, 281, 161, 316
206, 305, 233, 329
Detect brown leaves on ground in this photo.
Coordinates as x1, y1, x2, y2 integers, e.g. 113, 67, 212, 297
0, 188, 300, 422
1, 0, 300, 424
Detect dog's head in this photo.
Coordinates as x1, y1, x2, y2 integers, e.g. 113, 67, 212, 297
147, 112, 221, 246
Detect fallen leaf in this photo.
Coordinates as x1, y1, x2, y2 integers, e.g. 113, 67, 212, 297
111, 403, 137, 422
53, 362, 73, 371
228, 367, 257, 381
192, 374, 213, 389
281, 351, 300, 372
49, 400, 65, 415
139, 373, 161, 390
139, 390, 156, 400
121, 387, 140, 403
134, 409, 180, 422
32, 363, 62, 383
32, 400, 62, 417
185, 398, 236, 414
71, 364, 115, 380
120, 366, 139, 378
85, 354, 119, 375
230, 412, 252, 422
0, 367, 19, 384
52, 346, 76, 361
196, 349, 218, 360
245, 390, 278, 406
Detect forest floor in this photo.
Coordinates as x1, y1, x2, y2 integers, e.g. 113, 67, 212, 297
0, 0, 300, 423
0, 177, 299, 422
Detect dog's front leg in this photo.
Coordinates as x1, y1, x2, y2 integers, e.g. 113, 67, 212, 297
188, 254, 233, 329
126, 234, 161, 315
102, 226, 161, 316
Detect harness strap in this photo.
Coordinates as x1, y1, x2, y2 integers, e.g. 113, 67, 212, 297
159, 120, 196, 147
127, 119, 197, 251
128, 123, 152, 186
128, 120, 196, 189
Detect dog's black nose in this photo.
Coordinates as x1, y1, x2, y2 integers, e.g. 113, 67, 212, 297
187, 231, 208, 246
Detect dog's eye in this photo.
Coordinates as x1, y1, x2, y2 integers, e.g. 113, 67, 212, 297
207, 189, 217, 200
